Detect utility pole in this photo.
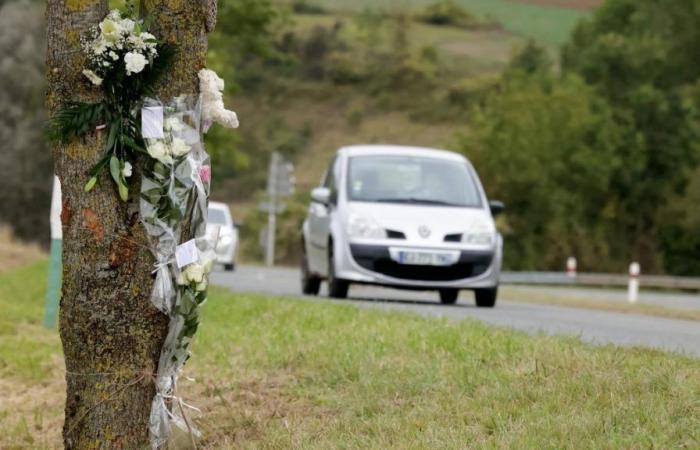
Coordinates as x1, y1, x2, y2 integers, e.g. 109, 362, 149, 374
262, 152, 295, 266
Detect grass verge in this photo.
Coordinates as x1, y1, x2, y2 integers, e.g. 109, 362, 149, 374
1, 262, 698, 449
502, 286, 700, 322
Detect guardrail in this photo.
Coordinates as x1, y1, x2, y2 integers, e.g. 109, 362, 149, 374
500, 272, 700, 291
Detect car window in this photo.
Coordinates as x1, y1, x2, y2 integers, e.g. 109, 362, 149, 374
347, 155, 482, 207
208, 207, 228, 225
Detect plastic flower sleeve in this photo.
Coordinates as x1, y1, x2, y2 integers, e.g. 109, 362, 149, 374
139, 95, 213, 449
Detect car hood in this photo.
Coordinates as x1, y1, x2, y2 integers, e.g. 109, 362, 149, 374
346, 201, 494, 243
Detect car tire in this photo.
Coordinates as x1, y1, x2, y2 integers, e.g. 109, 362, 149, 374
439, 289, 460, 305
224, 263, 235, 272
327, 244, 349, 299
475, 288, 498, 308
301, 247, 321, 296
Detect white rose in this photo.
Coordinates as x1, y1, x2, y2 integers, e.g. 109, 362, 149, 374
99, 19, 122, 42
170, 138, 191, 157
146, 141, 172, 164
164, 117, 184, 132
82, 69, 103, 86
195, 279, 208, 292
120, 18, 135, 33
185, 264, 205, 284
124, 51, 147, 75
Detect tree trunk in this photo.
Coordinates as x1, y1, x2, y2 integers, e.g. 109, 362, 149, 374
46, 1, 215, 448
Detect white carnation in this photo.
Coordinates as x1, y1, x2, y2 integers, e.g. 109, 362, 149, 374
124, 51, 147, 75
170, 138, 191, 157
147, 141, 172, 164
82, 69, 103, 86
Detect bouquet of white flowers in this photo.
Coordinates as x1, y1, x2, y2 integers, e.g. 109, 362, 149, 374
47, 7, 175, 201
81, 9, 160, 87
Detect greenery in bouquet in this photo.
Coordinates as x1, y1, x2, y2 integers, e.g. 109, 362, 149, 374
46, 6, 175, 201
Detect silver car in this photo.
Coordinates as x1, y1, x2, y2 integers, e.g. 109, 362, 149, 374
207, 201, 239, 271
301, 145, 504, 307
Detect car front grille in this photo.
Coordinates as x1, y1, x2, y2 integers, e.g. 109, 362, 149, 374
350, 244, 492, 282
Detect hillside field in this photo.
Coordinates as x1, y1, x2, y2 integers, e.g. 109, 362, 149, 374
318, 0, 596, 45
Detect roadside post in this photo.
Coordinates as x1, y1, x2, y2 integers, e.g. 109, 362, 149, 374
261, 152, 295, 267
44, 176, 62, 328
628, 262, 641, 304
566, 257, 577, 280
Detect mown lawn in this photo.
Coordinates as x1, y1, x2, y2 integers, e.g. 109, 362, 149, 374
1, 262, 699, 449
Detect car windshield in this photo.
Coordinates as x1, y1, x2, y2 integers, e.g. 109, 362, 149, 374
347, 155, 482, 207
208, 207, 228, 225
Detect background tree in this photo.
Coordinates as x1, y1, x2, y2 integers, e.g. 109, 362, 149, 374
562, 0, 700, 272
462, 72, 622, 271
46, 1, 216, 447
0, 0, 51, 244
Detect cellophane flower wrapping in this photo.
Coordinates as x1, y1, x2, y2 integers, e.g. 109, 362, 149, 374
139, 95, 215, 448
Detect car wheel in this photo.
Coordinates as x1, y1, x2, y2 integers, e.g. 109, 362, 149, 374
475, 288, 498, 308
301, 247, 321, 295
224, 263, 235, 272
327, 244, 349, 299
439, 289, 460, 305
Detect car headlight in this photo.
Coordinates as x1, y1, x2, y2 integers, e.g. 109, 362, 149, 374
347, 213, 386, 239
462, 220, 495, 245
219, 234, 233, 246
462, 232, 494, 245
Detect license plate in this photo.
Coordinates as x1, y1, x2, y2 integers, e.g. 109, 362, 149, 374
397, 251, 455, 266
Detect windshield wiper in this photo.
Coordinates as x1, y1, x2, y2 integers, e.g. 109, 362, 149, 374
372, 197, 462, 206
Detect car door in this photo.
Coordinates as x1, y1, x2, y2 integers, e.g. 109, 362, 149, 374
307, 157, 337, 274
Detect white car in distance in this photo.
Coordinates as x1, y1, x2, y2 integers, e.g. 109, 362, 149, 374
301, 145, 504, 306
207, 201, 239, 271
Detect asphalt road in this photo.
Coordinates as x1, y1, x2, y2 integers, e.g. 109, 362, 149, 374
211, 265, 700, 358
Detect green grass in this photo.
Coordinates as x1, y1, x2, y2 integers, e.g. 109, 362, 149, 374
1, 262, 699, 448
320, 0, 590, 46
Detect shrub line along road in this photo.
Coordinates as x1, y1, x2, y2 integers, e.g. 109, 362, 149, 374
212, 265, 700, 358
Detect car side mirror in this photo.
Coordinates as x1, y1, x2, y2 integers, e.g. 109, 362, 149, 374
311, 187, 331, 205
489, 200, 505, 216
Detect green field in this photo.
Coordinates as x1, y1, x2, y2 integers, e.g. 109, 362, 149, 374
2, 262, 699, 448
320, 0, 590, 46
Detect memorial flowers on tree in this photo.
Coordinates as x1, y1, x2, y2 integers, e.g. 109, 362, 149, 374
46, 5, 240, 448
47, 8, 175, 201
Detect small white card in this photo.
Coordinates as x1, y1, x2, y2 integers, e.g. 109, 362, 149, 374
142, 106, 165, 139
175, 239, 200, 269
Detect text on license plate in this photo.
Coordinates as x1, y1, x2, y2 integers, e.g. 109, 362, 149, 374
397, 251, 455, 266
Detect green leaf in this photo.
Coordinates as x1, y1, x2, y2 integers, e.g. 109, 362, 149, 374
109, 155, 121, 185
118, 182, 129, 202
84, 177, 98, 193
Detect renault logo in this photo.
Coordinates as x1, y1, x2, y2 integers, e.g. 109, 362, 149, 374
418, 226, 431, 238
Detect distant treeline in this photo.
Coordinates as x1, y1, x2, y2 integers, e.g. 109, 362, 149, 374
464, 0, 700, 275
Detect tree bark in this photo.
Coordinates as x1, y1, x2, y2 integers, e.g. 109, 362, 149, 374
46, 1, 215, 448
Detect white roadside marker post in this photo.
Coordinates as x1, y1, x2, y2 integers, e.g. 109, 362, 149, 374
43, 176, 62, 328
566, 257, 577, 280
628, 262, 641, 304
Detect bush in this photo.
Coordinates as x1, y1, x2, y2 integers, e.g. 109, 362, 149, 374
291, 0, 326, 15
417, 0, 478, 29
